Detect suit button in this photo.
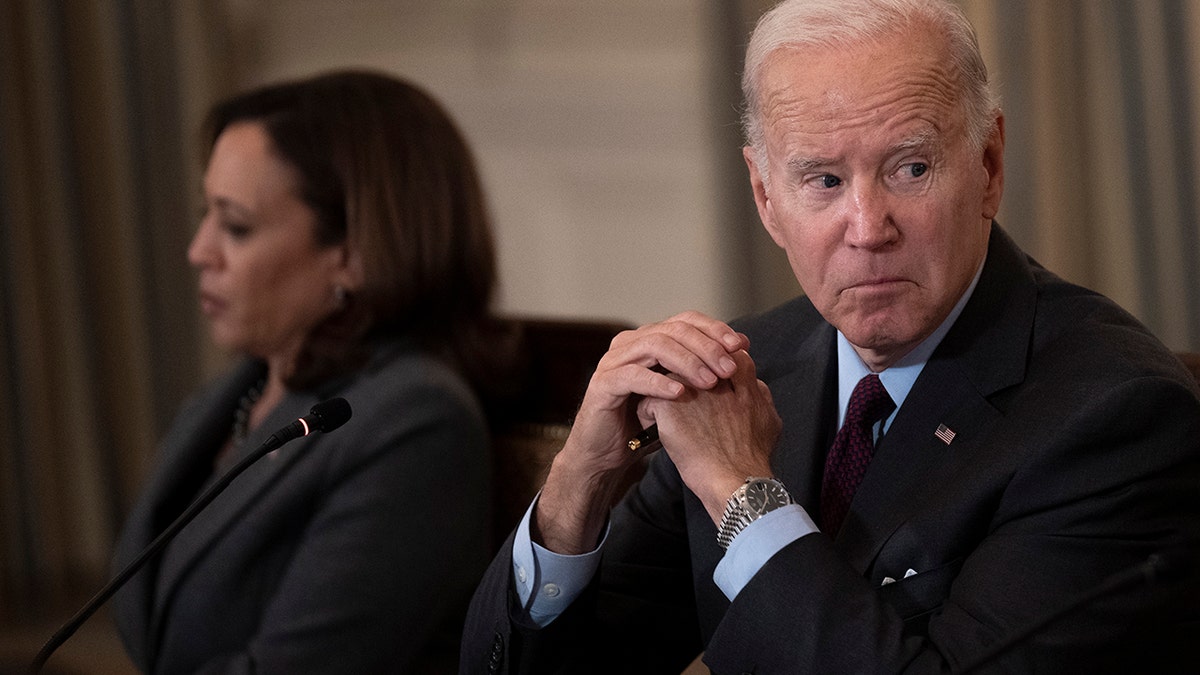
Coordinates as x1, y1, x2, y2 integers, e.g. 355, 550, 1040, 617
488, 632, 504, 673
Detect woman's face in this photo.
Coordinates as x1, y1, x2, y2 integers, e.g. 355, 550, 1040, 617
188, 121, 350, 364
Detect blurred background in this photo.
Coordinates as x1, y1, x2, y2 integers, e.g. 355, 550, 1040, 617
2, 1, 1198, 672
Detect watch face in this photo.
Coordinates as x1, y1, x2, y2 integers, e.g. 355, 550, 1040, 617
745, 479, 790, 514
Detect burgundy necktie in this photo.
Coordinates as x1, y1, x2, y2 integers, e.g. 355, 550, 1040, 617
820, 373, 895, 533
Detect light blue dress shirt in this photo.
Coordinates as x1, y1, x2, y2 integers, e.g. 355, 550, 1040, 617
516, 263, 985, 623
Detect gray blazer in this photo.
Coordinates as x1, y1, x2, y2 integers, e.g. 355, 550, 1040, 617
460, 227, 1200, 674
114, 340, 491, 674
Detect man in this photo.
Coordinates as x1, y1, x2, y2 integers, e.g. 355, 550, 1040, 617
461, 0, 1200, 672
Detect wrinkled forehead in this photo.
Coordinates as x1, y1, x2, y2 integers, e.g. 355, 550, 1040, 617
756, 25, 966, 135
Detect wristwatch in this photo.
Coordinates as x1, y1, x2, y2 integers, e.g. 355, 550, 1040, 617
716, 477, 793, 550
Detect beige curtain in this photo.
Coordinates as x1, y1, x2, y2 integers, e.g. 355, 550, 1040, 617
0, 0, 228, 624
962, 0, 1200, 352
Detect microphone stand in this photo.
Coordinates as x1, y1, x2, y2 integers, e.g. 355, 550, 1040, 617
30, 398, 351, 673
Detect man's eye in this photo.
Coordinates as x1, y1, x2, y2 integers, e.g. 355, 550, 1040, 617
819, 175, 842, 189
907, 163, 928, 178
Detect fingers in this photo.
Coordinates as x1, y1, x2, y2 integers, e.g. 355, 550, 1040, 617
606, 311, 749, 392
639, 353, 781, 515
576, 310, 753, 447
725, 349, 762, 390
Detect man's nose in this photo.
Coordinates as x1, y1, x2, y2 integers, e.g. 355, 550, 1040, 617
844, 180, 899, 249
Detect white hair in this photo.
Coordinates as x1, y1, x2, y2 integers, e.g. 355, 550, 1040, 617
741, 0, 1001, 188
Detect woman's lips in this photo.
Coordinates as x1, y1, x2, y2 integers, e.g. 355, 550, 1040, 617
198, 291, 226, 316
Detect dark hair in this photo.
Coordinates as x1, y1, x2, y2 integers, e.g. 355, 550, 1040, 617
203, 70, 508, 390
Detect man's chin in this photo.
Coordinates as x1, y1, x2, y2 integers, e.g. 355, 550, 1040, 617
837, 319, 926, 368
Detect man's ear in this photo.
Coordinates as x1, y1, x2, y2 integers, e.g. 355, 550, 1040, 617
981, 113, 1005, 220
744, 146, 786, 248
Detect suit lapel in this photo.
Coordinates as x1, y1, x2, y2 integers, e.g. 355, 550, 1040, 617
834, 226, 1038, 573
837, 356, 1003, 570
147, 388, 321, 646
114, 367, 252, 662
766, 323, 838, 512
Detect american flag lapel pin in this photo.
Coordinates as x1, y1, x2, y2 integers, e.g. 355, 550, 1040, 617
935, 423, 957, 445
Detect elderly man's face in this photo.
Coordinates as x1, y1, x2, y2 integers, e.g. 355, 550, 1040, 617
745, 23, 1004, 370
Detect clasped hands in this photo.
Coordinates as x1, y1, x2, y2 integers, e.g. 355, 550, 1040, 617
534, 311, 782, 554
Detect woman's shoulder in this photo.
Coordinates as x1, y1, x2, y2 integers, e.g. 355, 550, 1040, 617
338, 339, 485, 425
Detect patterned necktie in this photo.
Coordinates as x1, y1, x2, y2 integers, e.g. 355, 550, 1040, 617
820, 373, 895, 533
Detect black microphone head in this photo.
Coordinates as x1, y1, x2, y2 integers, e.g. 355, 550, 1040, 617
306, 397, 352, 433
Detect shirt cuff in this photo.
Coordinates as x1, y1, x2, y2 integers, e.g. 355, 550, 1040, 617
512, 494, 609, 627
712, 504, 818, 600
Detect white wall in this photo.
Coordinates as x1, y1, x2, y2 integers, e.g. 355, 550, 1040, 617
219, 0, 745, 326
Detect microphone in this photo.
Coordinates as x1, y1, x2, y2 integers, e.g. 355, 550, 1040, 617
266, 396, 352, 449
29, 397, 353, 674
953, 551, 1191, 673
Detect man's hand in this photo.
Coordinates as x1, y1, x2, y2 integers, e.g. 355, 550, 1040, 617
639, 349, 781, 524
533, 311, 749, 554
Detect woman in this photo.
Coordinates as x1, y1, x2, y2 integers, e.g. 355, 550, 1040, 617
112, 70, 505, 674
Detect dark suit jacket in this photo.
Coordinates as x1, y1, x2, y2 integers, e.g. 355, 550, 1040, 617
114, 339, 492, 675
461, 227, 1200, 674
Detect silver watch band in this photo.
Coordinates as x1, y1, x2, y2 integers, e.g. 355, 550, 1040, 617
716, 477, 792, 550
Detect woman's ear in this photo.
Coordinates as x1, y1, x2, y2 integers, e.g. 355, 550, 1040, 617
334, 244, 365, 293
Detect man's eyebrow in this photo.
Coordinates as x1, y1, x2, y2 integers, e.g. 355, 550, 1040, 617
781, 130, 940, 175
785, 156, 836, 173
888, 129, 939, 155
